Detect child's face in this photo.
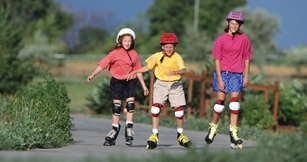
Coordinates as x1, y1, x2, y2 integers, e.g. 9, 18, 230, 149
162, 44, 175, 56
121, 36, 132, 50
227, 20, 240, 33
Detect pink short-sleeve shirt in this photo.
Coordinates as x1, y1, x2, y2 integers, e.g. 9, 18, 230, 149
212, 33, 252, 73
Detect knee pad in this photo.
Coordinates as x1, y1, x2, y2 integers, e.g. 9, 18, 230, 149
214, 100, 225, 116
151, 103, 162, 117
126, 100, 135, 113
174, 107, 184, 119
112, 103, 121, 116
229, 97, 240, 114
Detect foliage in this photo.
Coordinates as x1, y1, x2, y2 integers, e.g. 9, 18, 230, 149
0, 71, 73, 150
146, 0, 246, 39
240, 95, 273, 129
178, 24, 214, 64
275, 80, 307, 125
86, 77, 112, 114
239, 8, 280, 74
70, 26, 110, 54
0, 2, 37, 94
0, 0, 72, 42
132, 0, 246, 61
18, 29, 66, 66
298, 119, 307, 138
282, 45, 307, 76
0, 0, 72, 94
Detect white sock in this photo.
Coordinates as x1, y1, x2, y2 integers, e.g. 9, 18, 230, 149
126, 121, 133, 125
152, 129, 158, 134
177, 128, 183, 134
112, 124, 119, 128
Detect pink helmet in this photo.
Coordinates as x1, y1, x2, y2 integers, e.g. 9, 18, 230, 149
227, 11, 244, 23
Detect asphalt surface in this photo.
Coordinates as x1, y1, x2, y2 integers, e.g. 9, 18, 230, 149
0, 114, 257, 162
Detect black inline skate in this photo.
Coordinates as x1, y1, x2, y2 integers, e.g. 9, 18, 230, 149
125, 123, 134, 146
103, 124, 121, 146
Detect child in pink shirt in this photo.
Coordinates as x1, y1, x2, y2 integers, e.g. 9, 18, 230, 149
87, 28, 149, 146
205, 11, 252, 149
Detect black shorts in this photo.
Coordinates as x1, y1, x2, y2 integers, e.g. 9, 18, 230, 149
110, 77, 137, 100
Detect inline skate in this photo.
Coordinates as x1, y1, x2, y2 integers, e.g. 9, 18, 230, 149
146, 133, 158, 149
177, 133, 193, 149
125, 123, 134, 146
205, 122, 218, 147
103, 124, 121, 146
230, 126, 243, 149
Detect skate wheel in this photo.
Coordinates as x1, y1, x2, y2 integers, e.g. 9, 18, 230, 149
103, 141, 109, 146
146, 144, 156, 149
146, 144, 153, 149
230, 143, 243, 149
238, 144, 243, 149
125, 140, 133, 147
184, 141, 194, 149
103, 141, 115, 146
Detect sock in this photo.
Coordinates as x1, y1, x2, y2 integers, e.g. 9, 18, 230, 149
177, 128, 183, 134
126, 121, 133, 125
152, 129, 158, 134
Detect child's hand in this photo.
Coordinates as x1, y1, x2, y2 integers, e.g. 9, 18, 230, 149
123, 73, 133, 81
166, 71, 177, 76
143, 86, 149, 96
87, 75, 94, 83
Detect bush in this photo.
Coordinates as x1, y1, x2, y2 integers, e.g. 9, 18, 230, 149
86, 76, 112, 114
0, 72, 73, 150
275, 80, 307, 125
240, 95, 273, 129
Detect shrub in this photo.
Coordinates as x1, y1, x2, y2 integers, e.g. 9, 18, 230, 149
86, 76, 112, 114
240, 95, 274, 129
275, 80, 307, 125
0, 72, 73, 150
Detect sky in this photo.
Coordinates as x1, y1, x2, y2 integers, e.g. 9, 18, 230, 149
57, 0, 307, 49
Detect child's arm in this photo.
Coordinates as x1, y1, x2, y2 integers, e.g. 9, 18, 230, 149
124, 66, 150, 81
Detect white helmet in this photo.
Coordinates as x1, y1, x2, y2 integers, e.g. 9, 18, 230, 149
116, 28, 136, 43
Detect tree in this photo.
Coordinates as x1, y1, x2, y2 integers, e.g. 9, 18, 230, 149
0, 0, 72, 94
18, 30, 65, 66
139, 0, 247, 67
146, 0, 246, 39
2, 0, 73, 42
239, 8, 280, 75
282, 45, 307, 77
62, 10, 118, 54
0, 2, 37, 94
70, 26, 109, 54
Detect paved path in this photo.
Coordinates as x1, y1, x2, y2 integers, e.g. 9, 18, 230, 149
0, 114, 257, 162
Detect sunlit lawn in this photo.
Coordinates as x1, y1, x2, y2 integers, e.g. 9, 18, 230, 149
55, 76, 101, 114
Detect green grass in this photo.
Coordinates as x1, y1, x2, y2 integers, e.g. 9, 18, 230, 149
55, 76, 101, 114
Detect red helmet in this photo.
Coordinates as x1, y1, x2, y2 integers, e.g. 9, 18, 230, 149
159, 33, 178, 44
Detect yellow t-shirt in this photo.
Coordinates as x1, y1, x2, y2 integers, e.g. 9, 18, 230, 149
145, 52, 185, 81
